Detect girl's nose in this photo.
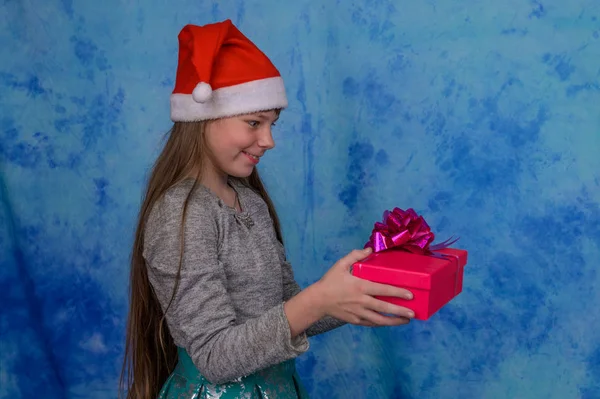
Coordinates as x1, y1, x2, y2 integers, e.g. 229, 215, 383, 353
258, 129, 275, 149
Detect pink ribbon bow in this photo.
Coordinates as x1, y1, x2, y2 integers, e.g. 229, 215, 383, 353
364, 207, 458, 255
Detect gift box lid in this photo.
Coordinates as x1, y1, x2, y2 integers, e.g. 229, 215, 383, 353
352, 248, 467, 290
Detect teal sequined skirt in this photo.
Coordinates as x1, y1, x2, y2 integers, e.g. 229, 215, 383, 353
158, 348, 310, 398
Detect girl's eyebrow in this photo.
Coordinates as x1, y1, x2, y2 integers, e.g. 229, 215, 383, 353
255, 113, 279, 122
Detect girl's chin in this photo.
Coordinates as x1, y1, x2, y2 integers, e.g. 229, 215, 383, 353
226, 166, 255, 178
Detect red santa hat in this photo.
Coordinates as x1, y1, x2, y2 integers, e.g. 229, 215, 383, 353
170, 20, 288, 121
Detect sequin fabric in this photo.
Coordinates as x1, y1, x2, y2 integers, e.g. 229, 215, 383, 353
158, 348, 309, 399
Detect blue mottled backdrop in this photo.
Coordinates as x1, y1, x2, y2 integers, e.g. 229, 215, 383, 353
1, 0, 599, 398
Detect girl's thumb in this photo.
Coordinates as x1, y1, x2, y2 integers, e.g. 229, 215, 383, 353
340, 247, 372, 270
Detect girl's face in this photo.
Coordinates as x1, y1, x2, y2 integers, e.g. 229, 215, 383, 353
203, 110, 279, 180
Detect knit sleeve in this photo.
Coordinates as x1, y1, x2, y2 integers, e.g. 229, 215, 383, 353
143, 191, 309, 385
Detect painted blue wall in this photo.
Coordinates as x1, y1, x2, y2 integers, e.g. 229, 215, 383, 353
1, 1, 599, 398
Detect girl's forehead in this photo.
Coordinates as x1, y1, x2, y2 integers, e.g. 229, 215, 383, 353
250, 110, 279, 117
237, 110, 280, 121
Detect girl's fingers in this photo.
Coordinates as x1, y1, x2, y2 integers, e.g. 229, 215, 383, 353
360, 280, 414, 300
360, 295, 415, 319
357, 308, 411, 327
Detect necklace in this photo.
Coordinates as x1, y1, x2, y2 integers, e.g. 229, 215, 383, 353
232, 187, 242, 211
230, 188, 253, 228
233, 190, 240, 211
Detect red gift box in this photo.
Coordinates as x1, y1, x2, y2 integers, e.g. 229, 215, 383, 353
351, 207, 468, 320
351, 247, 467, 320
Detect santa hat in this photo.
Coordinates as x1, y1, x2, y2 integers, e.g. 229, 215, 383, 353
170, 20, 288, 122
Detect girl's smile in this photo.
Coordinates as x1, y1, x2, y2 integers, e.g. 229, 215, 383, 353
242, 151, 261, 164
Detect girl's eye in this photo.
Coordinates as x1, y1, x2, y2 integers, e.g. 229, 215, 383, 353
247, 120, 259, 127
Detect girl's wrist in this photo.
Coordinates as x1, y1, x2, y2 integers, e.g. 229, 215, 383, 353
307, 281, 328, 320
283, 283, 327, 338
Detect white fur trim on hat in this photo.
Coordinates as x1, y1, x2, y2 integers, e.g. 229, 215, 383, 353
170, 77, 288, 121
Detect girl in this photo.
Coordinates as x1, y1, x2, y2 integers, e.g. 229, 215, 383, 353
120, 20, 415, 399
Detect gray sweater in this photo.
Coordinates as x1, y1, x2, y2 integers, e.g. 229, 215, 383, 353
143, 178, 345, 384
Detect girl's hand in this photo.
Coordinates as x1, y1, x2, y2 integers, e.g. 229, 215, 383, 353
314, 247, 415, 327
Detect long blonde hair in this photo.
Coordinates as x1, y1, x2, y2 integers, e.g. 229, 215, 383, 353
119, 117, 283, 398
